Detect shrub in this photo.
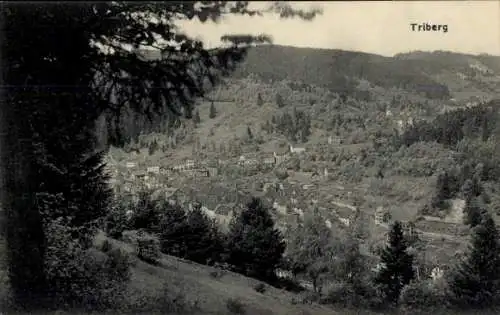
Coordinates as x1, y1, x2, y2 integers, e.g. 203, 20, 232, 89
325, 281, 385, 309
104, 199, 130, 239
124, 281, 200, 314
136, 233, 161, 265
43, 220, 131, 310
399, 280, 446, 312
226, 297, 246, 314
254, 283, 267, 294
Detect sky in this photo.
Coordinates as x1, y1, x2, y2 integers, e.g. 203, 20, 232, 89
176, 1, 500, 57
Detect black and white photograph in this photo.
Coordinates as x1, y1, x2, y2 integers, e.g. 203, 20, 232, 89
1, 1, 500, 314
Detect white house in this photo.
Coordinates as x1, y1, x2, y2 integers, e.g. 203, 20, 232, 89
273, 152, 288, 165
126, 162, 137, 168
339, 217, 351, 227
289, 144, 306, 154
147, 166, 160, 174
325, 219, 332, 228
273, 201, 288, 215
328, 136, 342, 145
185, 159, 195, 169
431, 266, 444, 281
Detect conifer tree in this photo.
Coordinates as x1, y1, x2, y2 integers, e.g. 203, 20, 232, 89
464, 197, 487, 227
276, 92, 285, 108
246, 125, 254, 141
257, 93, 264, 106
209, 101, 217, 119
193, 109, 201, 125
448, 213, 500, 309
184, 203, 223, 265
374, 221, 415, 305
158, 201, 189, 258
226, 197, 285, 281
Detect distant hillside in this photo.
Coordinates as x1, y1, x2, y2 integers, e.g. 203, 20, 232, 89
231, 45, 500, 100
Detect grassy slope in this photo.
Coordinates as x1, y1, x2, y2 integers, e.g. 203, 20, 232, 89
92, 232, 357, 315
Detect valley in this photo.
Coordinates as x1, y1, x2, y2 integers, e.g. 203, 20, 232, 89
105, 45, 500, 282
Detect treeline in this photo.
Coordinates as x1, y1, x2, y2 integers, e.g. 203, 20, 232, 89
104, 191, 500, 312
398, 103, 499, 148
233, 45, 450, 99
106, 195, 286, 283
97, 107, 182, 149
262, 107, 312, 143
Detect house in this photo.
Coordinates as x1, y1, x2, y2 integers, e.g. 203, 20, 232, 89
289, 144, 306, 154
262, 153, 276, 166
185, 159, 195, 169
276, 269, 293, 279
328, 136, 342, 145
238, 154, 259, 166
323, 168, 329, 177
374, 206, 389, 225
147, 166, 160, 174
334, 205, 357, 227
126, 162, 137, 168
325, 219, 332, 228
431, 266, 444, 281
160, 167, 172, 176
302, 184, 315, 190
339, 217, 351, 227
206, 167, 218, 177
195, 168, 210, 177
273, 201, 288, 215
133, 172, 148, 181
401, 221, 416, 237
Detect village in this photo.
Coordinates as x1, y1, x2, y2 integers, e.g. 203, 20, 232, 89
105, 132, 460, 286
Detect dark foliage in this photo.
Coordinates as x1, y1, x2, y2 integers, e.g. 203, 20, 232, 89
399, 103, 499, 148
184, 203, 224, 265
129, 192, 161, 233
233, 45, 451, 99
157, 201, 223, 265
271, 109, 312, 143
209, 101, 217, 119
226, 198, 286, 282
374, 221, 415, 305
448, 213, 500, 309
256, 93, 264, 106
463, 197, 487, 227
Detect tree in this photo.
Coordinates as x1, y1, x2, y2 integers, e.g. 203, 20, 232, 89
193, 109, 201, 125
158, 201, 189, 257
287, 211, 341, 294
448, 213, 500, 309
374, 221, 415, 305
129, 191, 161, 233
2, 1, 321, 308
276, 92, 285, 108
257, 93, 264, 106
184, 203, 224, 265
464, 197, 487, 227
246, 125, 254, 141
226, 197, 285, 281
148, 139, 159, 155
209, 101, 217, 119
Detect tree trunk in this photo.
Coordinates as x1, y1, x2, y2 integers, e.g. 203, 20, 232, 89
1, 92, 47, 308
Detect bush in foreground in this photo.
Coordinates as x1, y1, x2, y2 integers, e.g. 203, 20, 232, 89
136, 233, 161, 265
399, 280, 447, 312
